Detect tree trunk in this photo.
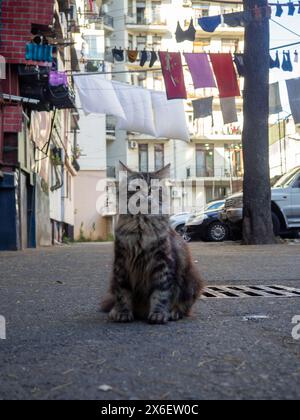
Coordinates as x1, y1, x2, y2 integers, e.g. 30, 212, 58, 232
242, 0, 276, 245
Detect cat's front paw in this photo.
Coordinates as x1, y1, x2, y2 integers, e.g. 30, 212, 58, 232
148, 311, 170, 325
170, 309, 183, 322
109, 308, 134, 323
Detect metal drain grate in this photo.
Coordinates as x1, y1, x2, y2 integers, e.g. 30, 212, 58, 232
202, 285, 300, 299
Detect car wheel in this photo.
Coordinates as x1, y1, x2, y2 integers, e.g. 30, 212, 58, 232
272, 212, 281, 236
175, 224, 185, 236
206, 222, 229, 242
183, 233, 192, 243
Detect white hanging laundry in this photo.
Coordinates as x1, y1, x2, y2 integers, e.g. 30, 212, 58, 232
74, 75, 126, 119
112, 81, 157, 137
151, 91, 190, 142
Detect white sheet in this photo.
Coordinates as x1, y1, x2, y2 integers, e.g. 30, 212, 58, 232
112, 81, 157, 137
151, 91, 190, 142
74, 75, 126, 119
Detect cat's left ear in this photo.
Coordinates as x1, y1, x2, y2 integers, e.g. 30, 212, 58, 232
154, 164, 171, 179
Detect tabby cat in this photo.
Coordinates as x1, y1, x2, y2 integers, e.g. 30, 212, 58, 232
101, 163, 204, 324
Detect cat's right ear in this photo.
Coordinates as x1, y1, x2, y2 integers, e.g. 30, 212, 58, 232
119, 161, 133, 175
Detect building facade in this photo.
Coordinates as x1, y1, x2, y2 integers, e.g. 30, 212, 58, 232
0, 0, 80, 250
71, 0, 246, 242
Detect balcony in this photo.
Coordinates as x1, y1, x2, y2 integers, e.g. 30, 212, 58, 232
126, 9, 168, 33
84, 9, 114, 31
195, 166, 243, 180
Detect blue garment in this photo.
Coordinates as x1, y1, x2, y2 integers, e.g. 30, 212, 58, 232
288, 2, 296, 16
198, 15, 221, 33
275, 3, 284, 17
282, 51, 293, 72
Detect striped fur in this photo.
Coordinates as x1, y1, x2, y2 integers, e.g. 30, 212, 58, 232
101, 165, 205, 324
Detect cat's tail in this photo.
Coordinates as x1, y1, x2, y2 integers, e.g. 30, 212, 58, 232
100, 293, 116, 313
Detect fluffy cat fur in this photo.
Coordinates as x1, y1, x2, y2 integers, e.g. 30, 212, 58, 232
101, 163, 205, 324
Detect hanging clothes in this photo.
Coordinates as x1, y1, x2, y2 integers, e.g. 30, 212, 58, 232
112, 48, 124, 62
74, 75, 126, 119
270, 51, 280, 69
288, 2, 296, 16
223, 11, 252, 27
269, 82, 283, 115
149, 51, 158, 68
159, 51, 187, 100
220, 97, 238, 125
198, 15, 221, 33
151, 91, 190, 142
286, 78, 300, 124
192, 97, 214, 120
210, 53, 240, 98
127, 50, 139, 63
183, 53, 216, 89
112, 81, 157, 137
234, 53, 246, 77
294, 51, 299, 64
140, 50, 149, 67
275, 3, 284, 17
282, 51, 293, 72
175, 19, 196, 43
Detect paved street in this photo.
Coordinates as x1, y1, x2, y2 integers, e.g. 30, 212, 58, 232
1, 242, 300, 400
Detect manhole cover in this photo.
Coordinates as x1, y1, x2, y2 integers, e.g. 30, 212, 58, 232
202, 285, 300, 299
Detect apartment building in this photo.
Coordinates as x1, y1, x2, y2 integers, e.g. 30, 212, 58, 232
71, 0, 245, 240
73, 0, 115, 240
0, 0, 79, 250
106, 0, 244, 210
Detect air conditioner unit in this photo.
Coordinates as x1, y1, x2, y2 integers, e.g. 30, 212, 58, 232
129, 141, 137, 150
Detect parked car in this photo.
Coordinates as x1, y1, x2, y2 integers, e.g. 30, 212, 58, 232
184, 200, 229, 242
170, 200, 225, 236
220, 167, 300, 237
169, 212, 193, 235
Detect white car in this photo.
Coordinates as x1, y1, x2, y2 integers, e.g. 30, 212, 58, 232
221, 167, 300, 236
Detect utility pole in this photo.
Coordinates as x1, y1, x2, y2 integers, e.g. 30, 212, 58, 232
242, 0, 276, 244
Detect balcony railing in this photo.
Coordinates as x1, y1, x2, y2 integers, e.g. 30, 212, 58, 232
196, 166, 243, 178
84, 9, 114, 29
126, 9, 166, 26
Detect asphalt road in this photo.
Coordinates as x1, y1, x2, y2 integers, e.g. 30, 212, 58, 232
0, 242, 300, 400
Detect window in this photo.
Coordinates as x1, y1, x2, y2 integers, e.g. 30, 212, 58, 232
193, 4, 210, 19
137, 1, 146, 24
152, 1, 162, 23
128, 0, 134, 17
152, 35, 162, 49
137, 35, 147, 50
154, 144, 164, 171
85, 35, 102, 59
139, 144, 149, 172
196, 144, 214, 177
128, 34, 134, 50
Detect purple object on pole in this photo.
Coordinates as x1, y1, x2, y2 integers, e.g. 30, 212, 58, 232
49, 71, 68, 87
183, 53, 216, 89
